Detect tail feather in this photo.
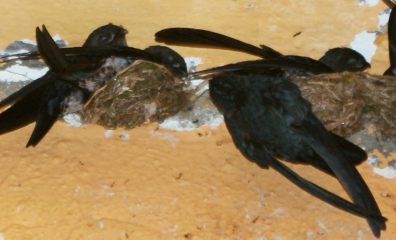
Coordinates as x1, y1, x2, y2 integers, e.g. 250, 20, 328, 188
36, 25, 69, 73
26, 106, 59, 147
0, 74, 53, 110
269, 159, 386, 222
0, 88, 42, 135
331, 133, 367, 165
155, 27, 282, 58
300, 114, 386, 237
25, 87, 62, 147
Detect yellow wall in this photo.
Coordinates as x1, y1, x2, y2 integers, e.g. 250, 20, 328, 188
0, 1, 390, 73
0, 1, 395, 239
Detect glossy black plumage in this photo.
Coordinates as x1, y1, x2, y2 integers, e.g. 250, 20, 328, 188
0, 23, 189, 147
144, 45, 187, 77
318, 47, 370, 72
384, 4, 396, 76
207, 70, 386, 237
155, 27, 370, 73
0, 24, 130, 147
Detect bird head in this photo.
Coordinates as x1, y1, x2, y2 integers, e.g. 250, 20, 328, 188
83, 23, 128, 47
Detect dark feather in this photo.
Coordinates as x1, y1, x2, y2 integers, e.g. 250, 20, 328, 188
208, 72, 386, 237
155, 27, 282, 58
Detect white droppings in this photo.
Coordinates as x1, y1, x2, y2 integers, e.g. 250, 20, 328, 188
120, 131, 130, 141
99, 220, 105, 229
184, 56, 202, 73
168, 224, 178, 233
270, 208, 285, 218
378, 9, 392, 32
194, 81, 209, 96
0, 49, 29, 55
0, 65, 48, 82
305, 230, 315, 240
150, 130, 179, 147
367, 155, 396, 179
159, 110, 224, 132
350, 31, 377, 62
185, 78, 206, 89
52, 34, 67, 44
63, 114, 83, 127
358, 0, 379, 7
367, 155, 380, 167
143, 102, 157, 118
18, 35, 66, 45
104, 130, 114, 138
15, 205, 23, 213
317, 221, 329, 233
19, 38, 36, 45
357, 229, 365, 239
373, 166, 396, 179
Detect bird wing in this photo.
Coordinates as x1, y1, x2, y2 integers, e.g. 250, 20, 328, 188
36, 25, 69, 74
26, 98, 60, 147
0, 86, 42, 135
191, 59, 332, 80
224, 115, 384, 222
385, 6, 396, 76
280, 85, 386, 236
155, 27, 282, 58
0, 74, 54, 110
25, 80, 74, 147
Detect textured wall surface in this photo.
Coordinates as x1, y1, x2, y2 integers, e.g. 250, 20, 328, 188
0, 1, 395, 239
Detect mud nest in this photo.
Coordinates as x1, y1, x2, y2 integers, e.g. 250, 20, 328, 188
82, 60, 191, 129
293, 72, 395, 140
80, 63, 395, 152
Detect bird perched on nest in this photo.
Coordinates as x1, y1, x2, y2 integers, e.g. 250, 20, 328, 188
0, 24, 188, 147
194, 63, 387, 237
155, 27, 370, 74
0, 23, 132, 147
154, 27, 388, 237
155, 27, 395, 146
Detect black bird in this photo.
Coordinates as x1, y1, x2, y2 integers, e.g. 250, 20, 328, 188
155, 27, 370, 73
384, 3, 396, 76
144, 45, 187, 77
0, 36, 187, 78
0, 23, 130, 110
201, 67, 386, 237
319, 47, 371, 72
34, 26, 188, 92
0, 23, 189, 147
0, 23, 132, 147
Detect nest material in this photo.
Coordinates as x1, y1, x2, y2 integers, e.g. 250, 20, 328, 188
82, 60, 190, 129
293, 72, 396, 140
79, 63, 394, 153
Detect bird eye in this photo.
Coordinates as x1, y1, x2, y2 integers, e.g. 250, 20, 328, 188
97, 33, 115, 43
347, 58, 363, 69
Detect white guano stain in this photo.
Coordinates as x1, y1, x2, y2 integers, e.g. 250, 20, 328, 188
358, 0, 379, 7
